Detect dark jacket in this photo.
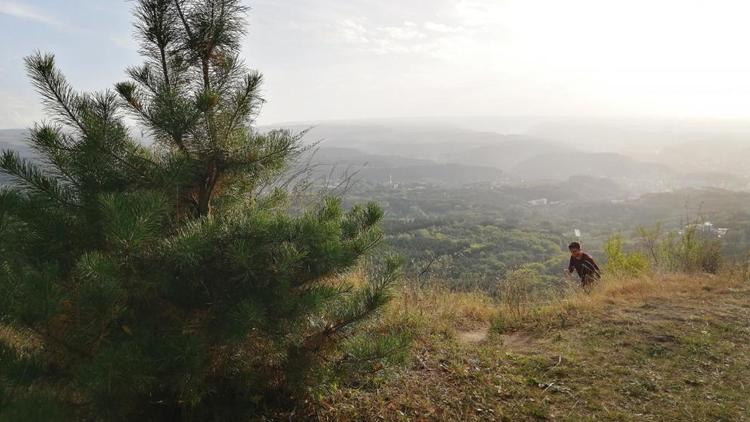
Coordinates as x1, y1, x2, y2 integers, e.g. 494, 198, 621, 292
568, 253, 601, 280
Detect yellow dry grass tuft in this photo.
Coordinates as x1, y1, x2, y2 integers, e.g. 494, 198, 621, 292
385, 285, 498, 340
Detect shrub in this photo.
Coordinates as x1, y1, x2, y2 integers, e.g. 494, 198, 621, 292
604, 234, 651, 276
0, 2, 404, 420
659, 226, 723, 274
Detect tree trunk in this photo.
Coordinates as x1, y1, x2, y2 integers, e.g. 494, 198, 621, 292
197, 160, 218, 216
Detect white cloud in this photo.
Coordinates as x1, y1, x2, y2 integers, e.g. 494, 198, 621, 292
452, 0, 507, 27
331, 0, 512, 60
339, 19, 370, 44
0, 1, 71, 29
378, 25, 426, 41
337, 19, 461, 56
424, 22, 462, 34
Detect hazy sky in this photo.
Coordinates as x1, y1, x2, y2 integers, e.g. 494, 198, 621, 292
4, 0, 750, 128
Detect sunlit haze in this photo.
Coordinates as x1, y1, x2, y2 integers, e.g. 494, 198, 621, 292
4, 0, 750, 128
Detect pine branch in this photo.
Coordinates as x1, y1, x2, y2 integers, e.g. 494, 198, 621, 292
173, 0, 194, 41
0, 150, 78, 207
116, 82, 193, 157
25, 53, 89, 136
223, 72, 264, 138
134, 0, 180, 87
28, 124, 82, 188
298, 259, 402, 355
115, 82, 153, 122
159, 46, 171, 88
127, 65, 158, 94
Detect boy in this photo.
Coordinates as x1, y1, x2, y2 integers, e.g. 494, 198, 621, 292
566, 242, 601, 288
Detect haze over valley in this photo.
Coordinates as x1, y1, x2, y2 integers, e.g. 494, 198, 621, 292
273, 118, 750, 192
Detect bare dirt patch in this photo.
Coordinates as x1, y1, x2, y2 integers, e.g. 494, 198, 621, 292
457, 326, 489, 344
498, 332, 537, 353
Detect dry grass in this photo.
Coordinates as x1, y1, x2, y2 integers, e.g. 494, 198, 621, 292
493, 272, 743, 334
385, 285, 498, 338
300, 272, 750, 421
380, 272, 744, 345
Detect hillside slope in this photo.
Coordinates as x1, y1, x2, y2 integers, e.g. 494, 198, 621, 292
302, 275, 750, 421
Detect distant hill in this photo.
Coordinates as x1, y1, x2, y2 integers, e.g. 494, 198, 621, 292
311, 147, 435, 168
636, 187, 750, 215
307, 147, 506, 186
655, 140, 750, 177
511, 152, 674, 181
446, 137, 574, 171
280, 123, 552, 164
277, 123, 746, 191
569, 187, 750, 230
680, 172, 749, 191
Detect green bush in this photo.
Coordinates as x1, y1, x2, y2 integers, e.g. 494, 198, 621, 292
659, 226, 723, 274
604, 235, 651, 276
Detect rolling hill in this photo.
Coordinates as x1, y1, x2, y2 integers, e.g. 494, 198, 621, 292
307, 147, 507, 186
511, 152, 675, 181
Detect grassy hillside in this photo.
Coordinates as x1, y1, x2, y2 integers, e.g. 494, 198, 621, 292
292, 273, 750, 421
3, 264, 748, 420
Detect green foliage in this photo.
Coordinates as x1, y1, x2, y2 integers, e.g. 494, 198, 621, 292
384, 219, 564, 290
604, 234, 651, 276
659, 226, 723, 274
635, 224, 724, 274
350, 182, 750, 282
0, 2, 402, 420
636, 223, 662, 265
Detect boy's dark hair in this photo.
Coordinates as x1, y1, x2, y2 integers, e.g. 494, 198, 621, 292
568, 241, 581, 250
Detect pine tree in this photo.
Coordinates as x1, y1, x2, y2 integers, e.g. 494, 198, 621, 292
0, 1, 405, 420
